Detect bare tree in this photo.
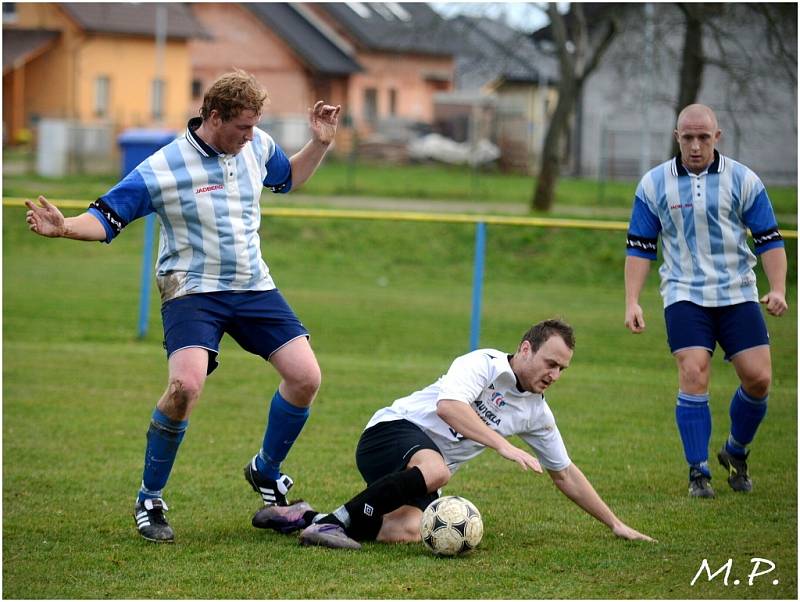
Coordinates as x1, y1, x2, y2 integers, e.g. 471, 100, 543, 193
670, 2, 797, 156
532, 3, 619, 212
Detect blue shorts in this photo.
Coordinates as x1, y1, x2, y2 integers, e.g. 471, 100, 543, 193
664, 301, 769, 361
161, 289, 309, 374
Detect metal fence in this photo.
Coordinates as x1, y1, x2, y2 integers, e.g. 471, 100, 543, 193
4, 198, 796, 349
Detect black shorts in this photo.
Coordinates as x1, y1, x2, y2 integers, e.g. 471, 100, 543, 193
355, 419, 442, 511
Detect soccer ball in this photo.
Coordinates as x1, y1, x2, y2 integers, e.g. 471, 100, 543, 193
420, 495, 483, 556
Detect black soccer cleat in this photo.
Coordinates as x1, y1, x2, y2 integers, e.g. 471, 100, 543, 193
717, 447, 752, 492
244, 456, 293, 506
134, 498, 174, 543
688, 468, 715, 498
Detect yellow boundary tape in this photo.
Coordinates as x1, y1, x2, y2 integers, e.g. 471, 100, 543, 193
4, 197, 796, 238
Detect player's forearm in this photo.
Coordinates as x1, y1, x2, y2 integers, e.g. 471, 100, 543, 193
289, 139, 331, 189
550, 464, 620, 530
61, 213, 108, 241
436, 400, 509, 451
624, 256, 651, 305
760, 247, 787, 295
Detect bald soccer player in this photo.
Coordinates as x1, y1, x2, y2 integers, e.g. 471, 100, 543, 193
624, 104, 787, 498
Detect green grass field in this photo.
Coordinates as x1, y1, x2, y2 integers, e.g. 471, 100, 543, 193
3, 159, 797, 220
3, 191, 797, 599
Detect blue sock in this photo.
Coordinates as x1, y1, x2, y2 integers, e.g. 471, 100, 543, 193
726, 386, 767, 458
138, 408, 188, 502
255, 390, 310, 479
675, 391, 712, 476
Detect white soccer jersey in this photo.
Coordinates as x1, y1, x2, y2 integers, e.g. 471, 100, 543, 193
88, 119, 293, 302
365, 349, 571, 474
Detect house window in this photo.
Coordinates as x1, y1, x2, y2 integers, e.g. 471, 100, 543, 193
94, 76, 110, 118
151, 79, 165, 121
363, 88, 378, 125
3, 3, 17, 23
388, 89, 397, 116
191, 79, 203, 99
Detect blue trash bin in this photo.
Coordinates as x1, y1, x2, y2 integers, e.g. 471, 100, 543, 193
118, 129, 176, 177
118, 129, 175, 338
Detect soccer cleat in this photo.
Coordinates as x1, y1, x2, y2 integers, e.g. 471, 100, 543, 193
298, 523, 362, 550
717, 447, 752, 492
134, 498, 174, 543
252, 500, 316, 533
244, 456, 293, 506
688, 468, 716, 498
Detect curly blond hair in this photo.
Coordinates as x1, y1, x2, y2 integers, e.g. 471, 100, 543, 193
200, 69, 268, 122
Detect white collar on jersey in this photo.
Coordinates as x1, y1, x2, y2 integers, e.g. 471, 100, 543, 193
185, 117, 223, 158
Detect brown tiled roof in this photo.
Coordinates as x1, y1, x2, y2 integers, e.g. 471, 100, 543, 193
310, 3, 458, 56
2, 28, 60, 73
244, 4, 361, 76
59, 3, 209, 39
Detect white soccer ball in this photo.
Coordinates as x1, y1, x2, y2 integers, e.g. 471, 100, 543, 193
420, 495, 483, 556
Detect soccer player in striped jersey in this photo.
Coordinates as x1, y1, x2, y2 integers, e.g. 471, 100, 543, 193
624, 104, 788, 498
25, 70, 341, 542
251, 320, 654, 548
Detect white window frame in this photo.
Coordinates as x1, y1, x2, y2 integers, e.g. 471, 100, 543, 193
151, 79, 165, 121
94, 75, 110, 118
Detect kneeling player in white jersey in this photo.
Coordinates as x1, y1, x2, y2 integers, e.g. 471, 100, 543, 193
253, 319, 654, 548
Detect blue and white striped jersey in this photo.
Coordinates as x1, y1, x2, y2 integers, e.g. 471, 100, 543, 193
88, 118, 292, 302
626, 151, 784, 308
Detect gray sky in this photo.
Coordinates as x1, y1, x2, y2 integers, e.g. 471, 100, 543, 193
430, 2, 558, 33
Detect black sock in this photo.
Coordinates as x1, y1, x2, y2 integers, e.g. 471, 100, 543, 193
343, 466, 428, 541
303, 510, 328, 526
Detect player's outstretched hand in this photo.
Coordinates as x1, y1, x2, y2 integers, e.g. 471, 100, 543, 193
624, 303, 646, 334
612, 522, 656, 542
25, 195, 65, 238
760, 291, 788, 317
308, 101, 341, 145
497, 443, 543, 473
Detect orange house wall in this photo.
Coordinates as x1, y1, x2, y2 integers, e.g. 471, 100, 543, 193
12, 4, 80, 121
189, 3, 313, 118
348, 52, 452, 127
9, 3, 192, 132
77, 35, 191, 129
302, 4, 454, 130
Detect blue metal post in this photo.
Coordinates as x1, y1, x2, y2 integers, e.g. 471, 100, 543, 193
137, 213, 156, 338
469, 222, 487, 351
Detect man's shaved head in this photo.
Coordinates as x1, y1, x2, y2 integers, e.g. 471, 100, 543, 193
674, 104, 721, 174
676, 104, 718, 131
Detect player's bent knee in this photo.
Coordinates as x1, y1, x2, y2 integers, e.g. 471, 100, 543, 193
283, 374, 320, 406
165, 377, 203, 415
743, 371, 771, 398
422, 465, 450, 492
678, 363, 710, 391
408, 450, 450, 491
